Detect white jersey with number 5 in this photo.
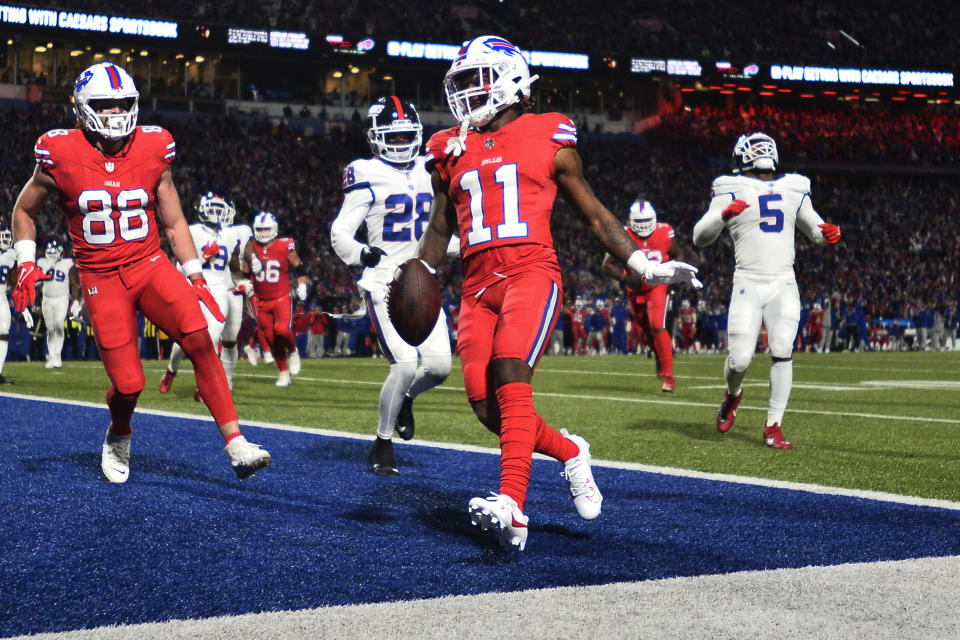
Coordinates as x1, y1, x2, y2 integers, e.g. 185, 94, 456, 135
693, 173, 826, 279
331, 157, 434, 295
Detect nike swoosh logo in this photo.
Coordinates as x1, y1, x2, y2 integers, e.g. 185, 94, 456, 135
150, 255, 161, 262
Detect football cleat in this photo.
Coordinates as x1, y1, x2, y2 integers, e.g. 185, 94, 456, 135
661, 375, 676, 393
101, 426, 131, 484
395, 395, 415, 441
225, 435, 271, 479
368, 436, 399, 476
263, 351, 275, 364
194, 389, 203, 403
560, 429, 603, 520
244, 344, 258, 366
764, 423, 793, 449
468, 493, 529, 551
275, 370, 291, 387
0, 374, 12, 385
158, 367, 176, 394
288, 350, 302, 376
716, 390, 743, 433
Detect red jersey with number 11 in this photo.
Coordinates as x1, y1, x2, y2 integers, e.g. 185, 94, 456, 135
33, 126, 175, 273
426, 112, 576, 296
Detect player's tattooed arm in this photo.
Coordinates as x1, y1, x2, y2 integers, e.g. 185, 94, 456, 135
418, 169, 456, 269
555, 147, 638, 265
12, 165, 57, 243
155, 166, 201, 267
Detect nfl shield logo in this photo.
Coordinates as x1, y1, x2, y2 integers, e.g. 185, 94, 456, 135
104, 161, 115, 173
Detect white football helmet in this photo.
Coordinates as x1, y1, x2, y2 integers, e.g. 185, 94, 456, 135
367, 96, 423, 164
444, 35, 539, 127
681, 299, 691, 310
0, 226, 11, 251
73, 62, 139, 140
628, 199, 657, 237
732, 132, 778, 173
45, 240, 63, 261
219, 199, 237, 227
253, 211, 278, 243
197, 192, 231, 229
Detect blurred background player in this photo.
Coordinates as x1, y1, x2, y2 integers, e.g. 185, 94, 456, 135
330, 95, 453, 475
11, 61, 270, 481
0, 224, 27, 384
693, 132, 842, 449
36, 239, 78, 369
417, 35, 701, 551
602, 198, 685, 391
159, 192, 246, 393
241, 211, 308, 387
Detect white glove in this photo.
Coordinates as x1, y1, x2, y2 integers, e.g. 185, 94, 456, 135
21, 309, 33, 329
645, 260, 703, 289
296, 281, 308, 301
232, 278, 253, 296
444, 118, 471, 157
69, 299, 85, 322
249, 253, 263, 275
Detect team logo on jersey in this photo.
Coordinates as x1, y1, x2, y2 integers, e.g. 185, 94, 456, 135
104, 161, 115, 173
484, 139, 495, 149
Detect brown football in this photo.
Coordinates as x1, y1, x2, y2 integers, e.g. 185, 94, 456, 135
387, 258, 442, 346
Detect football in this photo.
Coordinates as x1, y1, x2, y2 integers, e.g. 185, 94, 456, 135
387, 258, 442, 346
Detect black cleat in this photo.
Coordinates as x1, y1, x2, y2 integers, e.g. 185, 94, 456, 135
395, 395, 415, 441
368, 436, 399, 476
0, 374, 11, 385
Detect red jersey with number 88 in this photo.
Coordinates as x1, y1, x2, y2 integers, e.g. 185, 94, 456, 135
33, 126, 174, 273
426, 112, 576, 296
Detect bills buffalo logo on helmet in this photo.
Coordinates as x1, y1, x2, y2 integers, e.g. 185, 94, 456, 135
74, 70, 93, 92
482, 37, 520, 56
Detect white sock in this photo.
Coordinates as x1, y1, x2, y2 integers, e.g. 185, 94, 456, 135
768, 359, 793, 425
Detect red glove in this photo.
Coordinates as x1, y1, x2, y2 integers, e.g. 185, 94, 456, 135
721, 199, 749, 221
201, 242, 220, 261
192, 277, 226, 322
12, 262, 51, 312
818, 223, 842, 244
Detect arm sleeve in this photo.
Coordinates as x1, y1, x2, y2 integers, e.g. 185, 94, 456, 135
692, 196, 729, 247
330, 188, 373, 266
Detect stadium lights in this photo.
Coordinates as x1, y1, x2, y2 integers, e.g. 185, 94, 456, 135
70, 49, 82, 56
140, 50, 148, 56
332, 70, 342, 78
759, 91, 775, 96
350, 66, 359, 74
195, 55, 204, 62
175, 53, 183, 59
109, 48, 121, 54
382, 75, 392, 80
34, 45, 46, 52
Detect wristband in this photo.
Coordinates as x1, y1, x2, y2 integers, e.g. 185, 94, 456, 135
14, 239, 36, 265
626, 250, 649, 278
181, 258, 202, 277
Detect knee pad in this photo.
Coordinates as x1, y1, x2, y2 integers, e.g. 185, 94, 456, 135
422, 353, 452, 381
179, 329, 216, 359
769, 338, 795, 360
726, 350, 752, 374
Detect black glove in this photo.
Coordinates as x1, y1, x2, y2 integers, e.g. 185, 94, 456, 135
360, 246, 386, 267
622, 274, 645, 290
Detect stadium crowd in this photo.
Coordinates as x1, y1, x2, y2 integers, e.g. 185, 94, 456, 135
2, 95, 958, 359
43, 0, 960, 69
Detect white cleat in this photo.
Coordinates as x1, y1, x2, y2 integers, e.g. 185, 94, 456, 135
263, 351, 275, 364
101, 426, 131, 484
561, 429, 603, 520
244, 345, 258, 366
288, 350, 301, 376
45, 358, 61, 369
468, 493, 529, 551
225, 435, 271, 480
275, 370, 291, 387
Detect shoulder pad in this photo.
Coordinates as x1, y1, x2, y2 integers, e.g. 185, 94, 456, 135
34, 129, 75, 169
538, 112, 578, 147
342, 159, 372, 193
777, 173, 811, 194
425, 126, 460, 169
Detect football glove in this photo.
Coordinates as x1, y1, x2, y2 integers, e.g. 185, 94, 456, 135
21, 309, 33, 330
232, 278, 253, 296
721, 198, 749, 222
360, 246, 386, 267
192, 277, 226, 322
296, 281, 308, 301
201, 241, 220, 261
68, 299, 85, 322
249, 253, 263, 275
644, 261, 703, 289
12, 261, 51, 312
818, 223, 842, 244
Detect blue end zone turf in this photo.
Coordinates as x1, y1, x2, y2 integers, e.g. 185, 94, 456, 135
1, 395, 959, 637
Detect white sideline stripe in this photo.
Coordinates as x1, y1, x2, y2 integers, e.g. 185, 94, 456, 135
3, 391, 959, 513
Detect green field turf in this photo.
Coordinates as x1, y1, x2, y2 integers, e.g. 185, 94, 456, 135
3, 350, 959, 501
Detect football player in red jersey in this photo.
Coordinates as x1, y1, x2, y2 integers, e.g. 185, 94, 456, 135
602, 198, 685, 391
9, 62, 270, 483
241, 211, 308, 387
415, 35, 702, 551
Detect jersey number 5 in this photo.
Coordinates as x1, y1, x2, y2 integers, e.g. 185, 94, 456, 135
460, 164, 528, 247
758, 193, 784, 233
78, 189, 150, 245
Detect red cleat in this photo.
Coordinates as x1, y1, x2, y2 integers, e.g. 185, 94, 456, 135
716, 391, 742, 432
764, 423, 793, 449
194, 389, 203, 403
661, 375, 676, 393
158, 368, 176, 394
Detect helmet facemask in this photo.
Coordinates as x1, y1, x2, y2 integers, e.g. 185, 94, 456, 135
0, 229, 11, 251
253, 212, 278, 243
45, 241, 62, 262
628, 199, 657, 237
732, 133, 778, 173
367, 98, 423, 164
198, 193, 230, 230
